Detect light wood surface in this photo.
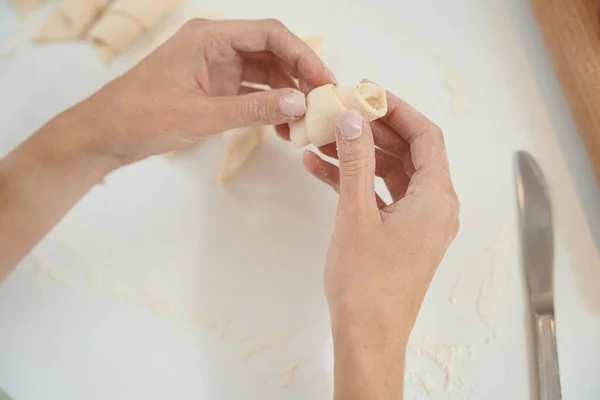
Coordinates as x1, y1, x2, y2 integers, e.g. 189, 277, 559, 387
532, 0, 600, 184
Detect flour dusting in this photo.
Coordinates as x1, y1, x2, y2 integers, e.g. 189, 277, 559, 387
406, 338, 470, 397
477, 221, 510, 343
436, 53, 467, 116
280, 359, 305, 388
243, 333, 292, 360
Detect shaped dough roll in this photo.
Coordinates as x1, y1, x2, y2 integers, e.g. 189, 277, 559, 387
88, 0, 183, 64
289, 82, 388, 147
34, 0, 111, 42
289, 85, 346, 147
217, 127, 264, 182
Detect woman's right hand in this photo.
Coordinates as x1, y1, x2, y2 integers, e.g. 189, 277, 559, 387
66, 18, 335, 167
303, 87, 459, 400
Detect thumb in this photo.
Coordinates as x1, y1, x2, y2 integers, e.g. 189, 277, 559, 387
335, 110, 377, 211
210, 89, 306, 131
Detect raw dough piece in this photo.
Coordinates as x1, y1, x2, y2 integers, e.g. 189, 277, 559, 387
289, 82, 388, 147
34, 0, 111, 42
10, 0, 42, 19
87, 0, 183, 64
217, 126, 264, 182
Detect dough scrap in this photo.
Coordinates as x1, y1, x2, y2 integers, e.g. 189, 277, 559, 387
217, 126, 265, 182
34, 0, 111, 42
289, 82, 388, 147
87, 0, 183, 64
10, 0, 42, 19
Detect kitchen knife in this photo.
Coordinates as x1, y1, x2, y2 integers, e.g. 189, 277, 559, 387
0, 387, 12, 400
516, 151, 562, 400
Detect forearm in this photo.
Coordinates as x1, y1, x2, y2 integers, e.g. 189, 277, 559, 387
332, 318, 408, 400
0, 108, 117, 282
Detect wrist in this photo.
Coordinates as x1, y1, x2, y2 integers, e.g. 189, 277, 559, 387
331, 317, 410, 364
330, 309, 410, 400
34, 104, 121, 178
333, 334, 407, 400
329, 300, 413, 347
0, 107, 120, 276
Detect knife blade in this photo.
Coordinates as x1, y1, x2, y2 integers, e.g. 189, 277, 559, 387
516, 151, 562, 400
0, 387, 12, 400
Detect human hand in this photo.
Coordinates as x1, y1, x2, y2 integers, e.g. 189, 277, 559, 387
303, 87, 459, 399
69, 18, 336, 166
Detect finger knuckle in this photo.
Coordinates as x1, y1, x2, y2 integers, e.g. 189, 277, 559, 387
426, 125, 445, 148
430, 123, 443, 136
452, 217, 460, 238
426, 184, 459, 219
443, 190, 460, 232
185, 18, 211, 30
263, 18, 286, 32
240, 97, 267, 123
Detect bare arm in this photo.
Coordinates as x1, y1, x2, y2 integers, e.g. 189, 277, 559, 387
0, 110, 116, 281
0, 18, 335, 283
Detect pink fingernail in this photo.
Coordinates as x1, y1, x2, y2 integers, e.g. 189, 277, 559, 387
337, 110, 363, 140
279, 90, 306, 117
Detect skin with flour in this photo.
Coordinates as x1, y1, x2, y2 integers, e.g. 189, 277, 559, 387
0, 18, 458, 400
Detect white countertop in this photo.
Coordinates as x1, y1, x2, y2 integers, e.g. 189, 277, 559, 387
1, 0, 600, 399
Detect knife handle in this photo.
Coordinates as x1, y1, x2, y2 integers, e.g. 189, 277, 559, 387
535, 314, 562, 400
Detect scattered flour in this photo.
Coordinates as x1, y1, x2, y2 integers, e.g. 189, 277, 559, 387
243, 333, 292, 360
320, 372, 333, 388
436, 53, 467, 116
280, 359, 305, 388
406, 338, 470, 397
32, 256, 76, 287
448, 267, 466, 305
476, 221, 510, 344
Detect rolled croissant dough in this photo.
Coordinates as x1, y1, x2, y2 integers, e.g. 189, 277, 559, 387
34, 0, 111, 42
87, 0, 183, 64
289, 82, 388, 147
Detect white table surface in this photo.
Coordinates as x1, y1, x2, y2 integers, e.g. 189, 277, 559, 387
1, 0, 600, 399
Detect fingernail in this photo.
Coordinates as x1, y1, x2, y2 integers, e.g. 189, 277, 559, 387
279, 90, 306, 117
327, 67, 338, 85
337, 110, 363, 140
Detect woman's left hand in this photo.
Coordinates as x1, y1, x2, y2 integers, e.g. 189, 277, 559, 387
70, 18, 336, 166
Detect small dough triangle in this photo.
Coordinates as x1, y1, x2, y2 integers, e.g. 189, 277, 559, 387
34, 12, 74, 42
217, 127, 264, 182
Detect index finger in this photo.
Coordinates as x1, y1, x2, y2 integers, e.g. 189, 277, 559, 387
381, 90, 452, 193
220, 19, 337, 91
